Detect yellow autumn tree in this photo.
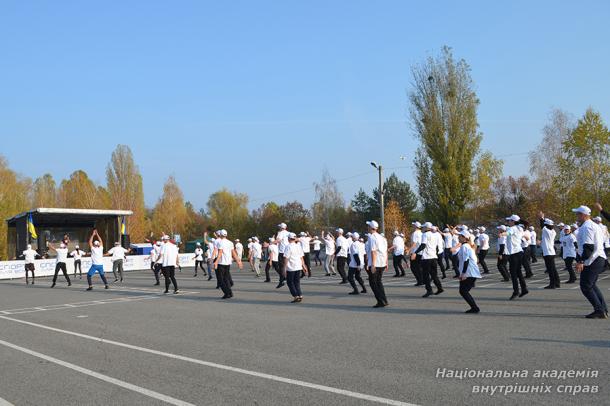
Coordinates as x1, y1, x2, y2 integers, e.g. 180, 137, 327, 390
0, 156, 31, 259
58, 170, 101, 209
384, 200, 408, 235
151, 176, 188, 237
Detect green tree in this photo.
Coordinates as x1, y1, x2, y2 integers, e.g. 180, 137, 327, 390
207, 188, 250, 240
371, 173, 418, 218
280, 201, 311, 233
251, 202, 283, 239
151, 176, 188, 236
470, 152, 504, 223
350, 188, 376, 227
409, 46, 482, 224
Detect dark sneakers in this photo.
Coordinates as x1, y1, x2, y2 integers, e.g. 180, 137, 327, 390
585, 311, 608, 319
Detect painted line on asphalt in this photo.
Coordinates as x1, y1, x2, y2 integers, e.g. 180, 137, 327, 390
0, 338, 194, 406
0, 296, 158, 315
0, 315, 418, 406
0, 396, 14, 406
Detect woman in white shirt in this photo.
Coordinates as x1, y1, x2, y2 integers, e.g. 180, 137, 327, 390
560, 225, 578, 284
538, 213, 559, 289
284, 233, 307, 303
457, 230, 482, 313
322, 231, 336, 276
47, 242, 72, 288
70, 245, 86, 279
312, 236, 322, 266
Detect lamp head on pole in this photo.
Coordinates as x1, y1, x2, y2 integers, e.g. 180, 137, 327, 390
370, 161, 378, 169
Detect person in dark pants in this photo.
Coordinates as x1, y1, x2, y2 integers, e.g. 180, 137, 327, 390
213, 229, 243, 299
299, 232, 312, 278
476, 227, 490, 274
70, 245, 85, 279
432, 226, 447, 279
560, 225, 577, 283
495, 225, 510, 281
538, 213, 560, 289
574, 205, 608, 318
520, 223, 534, 278
334, 228, 349, 284
456, 230, 482, 313
20, 244, 40, 285
365, 220, 388, 308
389, 231, 406, 277
47, 242, 71, 288
408, 221, 424, 286
158, 235, 180, 294
262, 240, 271, 282
504, 215, 528, 300
413, 222, 443, 298
347, 232, 367, 294
442, 228, 453, 271
193, 242, 206, 277
268, 239, 284, 288
284, 233, 307, 302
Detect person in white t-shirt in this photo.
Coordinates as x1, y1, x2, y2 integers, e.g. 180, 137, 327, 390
235, 239, 244, 261
86, 229, 109, 291
70, 245, 87, 279
268, 238, 284, 288
157, 235, 180, 294
573, 205, 607, 318
347, 232, 367, 294
150, 240, 162, 285
413, 222, 444, 297
528, 226, 538, 263
283, 233, 307, 302
299, 232, 312, 278
476, 227, 490, 274
560, 225, 578, 284
334, 228, 349, 284
193, 242, 206, 277
456, 230, 482, 313
538, 212, 559, 289
107, 242, 129, 283
408, 221, 424, 286
47, 241, 72, 288
20, 244, 40, 285
495, 225, 510, 281
321, 231, 336, 276
520, 224, 533, 278
249, 237, 262, 277
366, 220, 388, 308
389, 231, 406, 277
432, 226, 447, 279
312, 236, 322, 266
213, 229, 243, 299
505, 214, 528, 300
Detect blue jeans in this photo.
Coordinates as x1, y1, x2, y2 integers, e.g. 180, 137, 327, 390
580, 257, 608, 313
286, 271, 302, 297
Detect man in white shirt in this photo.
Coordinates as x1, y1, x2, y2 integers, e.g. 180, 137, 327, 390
193, 242, 206, 277
390, 231, 406, 277
158, 235, 180, 294
476, 227, 490, 274
573, 205, 608, 318
432, 226, 447, 279
496, 225, 510, 281
560, 225, 578, 284
520, 225, 534, 278
505, 214, 528, 300
249, 237, 262, 277
283, 233, 307, 302
150, 240, 162, 285
441, 228, 453, 272
413, 222, 444, 297
347, 232, 367, 294
312, 236, 322, 266
322, 231, 336, 276
204, 231, 215, 282
538, 213, 559, 289
408, 221, 424, 286
48, 241, 71, 288
366, 220, 388, 308
235, 239, 244, 261
86, 229, 109, 291
275, 223, 290, 271
70, 245, 86, 279
529, 226, 538, 263
20, 244, 39, 285
107, 242, 129, 283
268, 238, 284, 288
213, 229, 243, 299
334, 228, 349, 284
299, 232, 312, 278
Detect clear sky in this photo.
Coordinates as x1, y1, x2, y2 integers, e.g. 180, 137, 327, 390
1, 1, 609, 211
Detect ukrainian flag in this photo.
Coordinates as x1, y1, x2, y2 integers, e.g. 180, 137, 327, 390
27, 213, 38, 239
120, 216, 126, 235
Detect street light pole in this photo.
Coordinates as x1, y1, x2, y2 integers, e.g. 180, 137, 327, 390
370, 162, 385, 235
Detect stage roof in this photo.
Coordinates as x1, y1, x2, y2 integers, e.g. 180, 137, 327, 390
6, 208, 133, 223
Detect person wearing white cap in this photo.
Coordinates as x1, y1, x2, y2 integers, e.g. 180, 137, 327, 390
47, 241, 72, 288
192, 242, 206, 277
441, 227, 453, 272
495, 225, 510, 281
283, 232, 307, 302
572, 205, 608, 318
249, 237, 262, 277
560, 225, 577, 284
321, 231, 336, 276
85, 229, 109, 291
246, 238, 253, 271
389, 230, 406, 277
347, 232, 367, 294
431, 226, 447, 279
476, 227, 490, 274
157, 234, 180, 294
107, 241, 129, 283
70, 245, 86, 279
334, 228, 349, 284
214, 229, 243, 299
150, 240, 163, 285
204, 231, 215, 282
519, 222, 534, 278
235, 239, 244, 262
456, 230, 481, 313
299, 232, 312, 278
537, 212, 559, 289
592, 213, 610, 270
412, 222, 444, 297
528, 226, 538, 263
365, 220, 388, 308
312, 236, 322, 266
268, 237, 284, 288
594, 202, 610, 269
19, 244, 40, 285
274, 223, 290, 272
505, 214, 528, 300
408, 221, 424, 286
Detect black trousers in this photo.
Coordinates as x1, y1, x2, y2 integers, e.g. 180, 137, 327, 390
544, 255, 560, 287
564, 257, 576, 281
580, 257, 608, 313
508, 252, 527, 294
53, 262, 71, 284
217, 264, 232, 296
368, 267, 387, 305
303, 253, 311, 277
348, 267, 366, 292
162, 266, 178, 291
436, 254, 446, 277
477, 250, 489, 273
496, 255, 509, 280
530, 246, 537, 262
273, 261, 284, 283
194, 260, 206, 274
392, 255, 405, 276
451, 254, 459, 276
521, 246, 533, 277
74, 259, 82, 276
443, 248, 452, 270
153, 263, 162, 283
459, 277, 479, 310
264, 260, 271, 281
422, 258, 442, 292
410, 256, 423, 284
25, 263, 35, 282
336, 256, 348, 282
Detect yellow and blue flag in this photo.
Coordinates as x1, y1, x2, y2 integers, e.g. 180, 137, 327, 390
27, 213, 38, 239
120, 216, 126, 235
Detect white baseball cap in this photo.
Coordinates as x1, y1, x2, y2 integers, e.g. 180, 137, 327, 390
422, 222, 433, 229
459, 230, 471, 239
278, 223, 287, 229
27, 244, 32, 249
505, 214, 520, 222
155, 241, 162, 246
543, 218, 554, 226
431, 225, 438, 232
288, 232, 297, 239
60, 243, 66, 248
75, 245, 79, 249
564, 225, 571, 231
94, 241, 101, 246
479, 226, 486, 232
299, 232, 306, 236
352, 232, 360, 239
335, 228, 344, 234
593, 216, 602, 223
366, 220, 379, 229
557, 222, 565, 227
572, 205, 591, 215
412, 221, 422, 228
219, 229, 228, 237
497, 225, 507, 231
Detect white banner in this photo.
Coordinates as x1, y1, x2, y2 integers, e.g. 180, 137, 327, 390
0, 254, 196, 280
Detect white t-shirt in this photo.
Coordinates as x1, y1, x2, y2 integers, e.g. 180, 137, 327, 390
207, 242, 215, 259
23, 249, 37, 264
284, 242, 304, 272
312, 240, 321, 251
299, 237, 311, 253
335, 235, 349, 258
71, 249, 85, 260
276, 230, 290, 254
540, 227, 556, 256
268, 244, 279, 262
235, 243, 244, 258
506, 225, 523, 255
251, 242, 262, 259
521, 230, 531, 249
392, 236, 405, 256
442, 233, 452, 249
150, 246, 160, 263
349, 240, 365, 269
497, 235, 507, 251
419, 231, 437, 260
55, 248, 68, 263
161, 242, 179, 267
324, 236, 335, 256
368, 232, 388, 268
194, 247, 204, 261
561, 232, 577, 259
108, 246, 128, 262
91, 246, 104, 265
577, 219, 607, 266
458, 244, 481, 279
217, 238, 235, 266
478, 233, 490, 250
529, 230, 537, 246
410, 230, 422, 254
